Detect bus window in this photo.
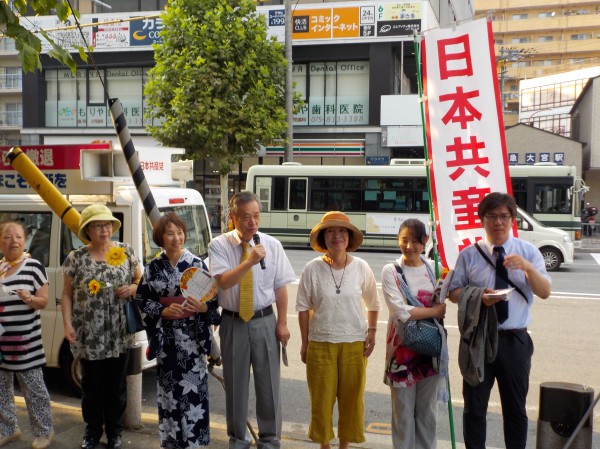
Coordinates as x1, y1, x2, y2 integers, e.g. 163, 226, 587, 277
272, 177, 287, 210
535, 183, 571, 213
310, 178, 361, 211
255, 176, 272, 212
289, 178, 307, 210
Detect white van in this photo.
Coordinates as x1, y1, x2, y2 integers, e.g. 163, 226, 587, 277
0, 144, 212, 393
425, 207, 574, 272
515, 207, 574, 271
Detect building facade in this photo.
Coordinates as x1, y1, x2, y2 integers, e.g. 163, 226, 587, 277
571, 75, 600, 207
16, 0, 474, 220
475, 0, 600, 126
0, 37, 22, 147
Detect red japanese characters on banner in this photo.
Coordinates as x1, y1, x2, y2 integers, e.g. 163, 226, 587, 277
422, 18, 515, 269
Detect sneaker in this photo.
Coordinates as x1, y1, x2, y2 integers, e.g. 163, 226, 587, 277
106, 435, 122, 449
0, 429, 21, 447
31, 432, 54, 449
81, 435, 99, 449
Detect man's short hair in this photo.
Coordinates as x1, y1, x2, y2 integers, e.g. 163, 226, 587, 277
229, 191, 261, 216
478, 192, 517, 220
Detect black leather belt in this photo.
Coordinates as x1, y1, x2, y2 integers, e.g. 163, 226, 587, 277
222, 305, 273, 320
498, 328, 527, 336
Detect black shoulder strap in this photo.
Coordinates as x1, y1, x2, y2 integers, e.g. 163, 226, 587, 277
393, 262, 408, 286
474, 242, 528, 303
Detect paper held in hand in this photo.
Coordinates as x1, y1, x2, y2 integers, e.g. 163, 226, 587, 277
487, 288, 514, 300
180, 267, 218, 303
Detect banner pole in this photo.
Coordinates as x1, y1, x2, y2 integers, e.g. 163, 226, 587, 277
414, 32, 457, 449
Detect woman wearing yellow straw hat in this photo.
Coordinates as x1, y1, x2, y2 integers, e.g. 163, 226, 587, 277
61, 205, 142, 449
296, 211, 381, 449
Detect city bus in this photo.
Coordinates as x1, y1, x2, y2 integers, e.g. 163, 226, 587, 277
246, 160, 582, 251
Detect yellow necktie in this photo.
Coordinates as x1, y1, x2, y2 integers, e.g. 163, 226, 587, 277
239, 242, 254, 322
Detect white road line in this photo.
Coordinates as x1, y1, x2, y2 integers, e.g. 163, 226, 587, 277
590, 253, 600, 265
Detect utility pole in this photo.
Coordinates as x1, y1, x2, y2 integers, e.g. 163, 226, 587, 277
497, 47, 510, 112
284, 0, 293, 162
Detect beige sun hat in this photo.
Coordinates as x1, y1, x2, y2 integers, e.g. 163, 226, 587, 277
77, 204, 121, 243
309, 211, 363, 253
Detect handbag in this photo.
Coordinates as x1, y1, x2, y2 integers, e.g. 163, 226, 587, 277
393, 263, 442, 357
403, 318, 442, 357
124, 299, 144, 334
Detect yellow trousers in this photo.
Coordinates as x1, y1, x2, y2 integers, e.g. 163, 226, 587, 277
306, 341, 367, 444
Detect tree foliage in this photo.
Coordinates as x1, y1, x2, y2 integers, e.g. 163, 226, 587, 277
144, 0, 288, 174
1, 0, 83, 73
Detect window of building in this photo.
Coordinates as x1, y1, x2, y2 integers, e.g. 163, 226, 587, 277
44, 67, 149, 128
511, 37, 529, 44
293, 61, 369, 127
4, 67, 21, 89
520, 78, 588, 112
525, 113, 572, 137
108, 68, 143, 127
538, 12, 555, 18
5, 103, 22, 126
90, 0, 167, 12
512, 14, 528, 20
0, 37, 16, 51
537, 35, 554, 42
510, 60, 528, 68
293, 64, 308, 126
571, 34, 591, 40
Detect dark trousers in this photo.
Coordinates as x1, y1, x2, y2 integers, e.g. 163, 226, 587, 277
463, 329, 533, 449
81, 353, 129, 439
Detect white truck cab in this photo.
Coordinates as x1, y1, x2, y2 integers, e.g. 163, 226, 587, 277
0, 144, 212, 394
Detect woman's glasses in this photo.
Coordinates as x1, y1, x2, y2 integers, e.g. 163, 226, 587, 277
89, 222, 113, 231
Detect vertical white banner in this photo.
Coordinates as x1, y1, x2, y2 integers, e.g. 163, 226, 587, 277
422, 18, 515, 269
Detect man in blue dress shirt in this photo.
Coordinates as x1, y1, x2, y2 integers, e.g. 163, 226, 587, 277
449, 192, 551, 449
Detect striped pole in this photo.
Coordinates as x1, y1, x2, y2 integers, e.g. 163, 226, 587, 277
5, 147, 81, 236
109, 98, 161, 226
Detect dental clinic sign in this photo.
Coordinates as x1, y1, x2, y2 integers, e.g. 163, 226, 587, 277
422, 18, 515, 269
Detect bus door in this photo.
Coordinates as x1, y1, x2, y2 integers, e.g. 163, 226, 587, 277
288, 177, 307, 229
255, 176, 272, 227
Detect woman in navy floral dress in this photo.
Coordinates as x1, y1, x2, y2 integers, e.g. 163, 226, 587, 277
136, 214, 220, 449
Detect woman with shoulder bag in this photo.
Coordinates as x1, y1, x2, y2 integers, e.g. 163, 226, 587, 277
380, 219, 446, 449
61, 205, 142, 449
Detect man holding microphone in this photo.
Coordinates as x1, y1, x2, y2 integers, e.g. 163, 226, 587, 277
209, 191, 295, 449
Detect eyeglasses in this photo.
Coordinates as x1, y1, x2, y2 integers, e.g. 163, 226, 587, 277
484, 214, 512, 223
89, 222, 113, 231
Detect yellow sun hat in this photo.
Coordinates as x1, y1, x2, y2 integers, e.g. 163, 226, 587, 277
309, 211, 363, 253
77, 204, 121, 243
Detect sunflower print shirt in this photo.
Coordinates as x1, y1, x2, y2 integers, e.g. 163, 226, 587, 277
62, 242, 139, 361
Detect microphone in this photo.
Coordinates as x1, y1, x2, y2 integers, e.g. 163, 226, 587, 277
252, 234, 266, 270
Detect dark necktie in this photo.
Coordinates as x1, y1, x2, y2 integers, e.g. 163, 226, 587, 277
494, 245, 509, 323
